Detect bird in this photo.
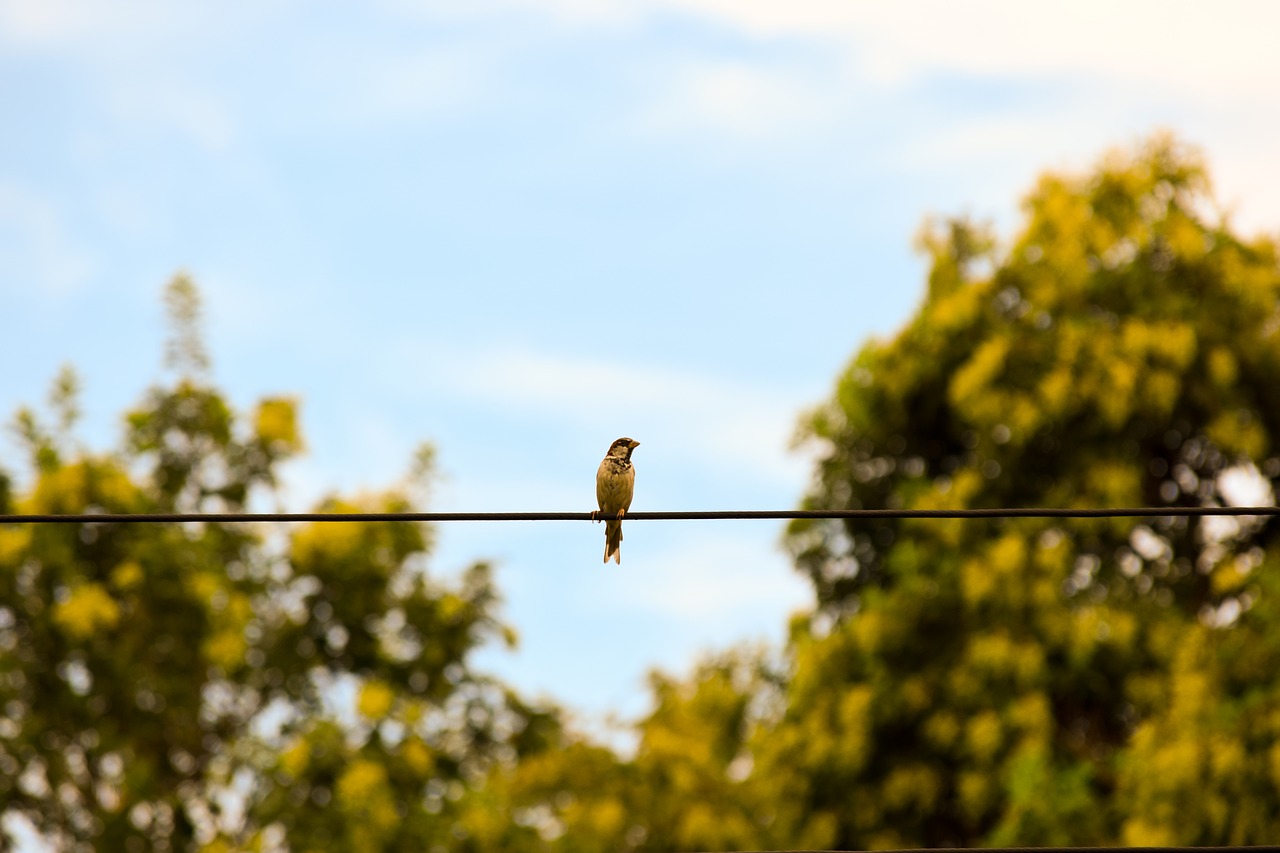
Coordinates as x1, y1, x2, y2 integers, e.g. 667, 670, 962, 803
595, 437, 640, 564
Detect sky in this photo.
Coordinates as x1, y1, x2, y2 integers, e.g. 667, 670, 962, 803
4, 0, 1280, 738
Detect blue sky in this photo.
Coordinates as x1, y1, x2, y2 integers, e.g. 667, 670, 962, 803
4, 0, 1280, 734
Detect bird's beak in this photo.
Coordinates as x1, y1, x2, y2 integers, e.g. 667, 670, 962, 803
628, 439, 641, 449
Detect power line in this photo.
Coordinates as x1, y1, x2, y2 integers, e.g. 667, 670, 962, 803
719, 849, 1280, 853
720, 849, 1280, 853
1, 506, 1278, 524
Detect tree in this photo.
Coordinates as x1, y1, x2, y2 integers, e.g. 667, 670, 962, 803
0, 276, 555, 851
486, 649, 781, 853
772, 133, 1280, 847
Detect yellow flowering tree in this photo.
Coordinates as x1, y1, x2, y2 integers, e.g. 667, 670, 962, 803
770, 134, 1280, 846
483, 650, 780, 853
0, 277, 551, 851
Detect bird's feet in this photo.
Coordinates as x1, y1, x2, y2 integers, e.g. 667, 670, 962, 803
591, 510, 599, 523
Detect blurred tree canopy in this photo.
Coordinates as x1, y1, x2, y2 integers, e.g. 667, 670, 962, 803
0, 276, 558, 851
775, 134, 1280, 847
7, 135, 1280, 852
488, 135, 1280, 849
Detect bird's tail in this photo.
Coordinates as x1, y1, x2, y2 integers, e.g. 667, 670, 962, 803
604, 520, 623, 564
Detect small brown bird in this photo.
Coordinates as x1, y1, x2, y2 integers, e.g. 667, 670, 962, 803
595, 437, 640, 564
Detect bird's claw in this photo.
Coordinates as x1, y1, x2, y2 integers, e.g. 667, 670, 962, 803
590, 510, 599, 523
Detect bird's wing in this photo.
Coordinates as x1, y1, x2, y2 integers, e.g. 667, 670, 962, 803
595, 458, 612, 510
621, 464, 635, 512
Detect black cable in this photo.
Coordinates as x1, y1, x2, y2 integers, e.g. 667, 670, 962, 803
723, 848, 1280, 853
1, 507, 1278, 524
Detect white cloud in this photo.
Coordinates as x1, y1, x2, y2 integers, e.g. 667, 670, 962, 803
0, 0, 290, 49
379, 0, 638, 27
1192, 125, 1280, 235
645, 1, 1280, 95
887, 105, 1280, 234
0, 0, 158, 44
11, 0, 1280, 111
421, 0, 1280, 234
892, 112, 1098, 174
879, 107, 1132, 227
413, 0, 1278, 99
631, 59, 835, 141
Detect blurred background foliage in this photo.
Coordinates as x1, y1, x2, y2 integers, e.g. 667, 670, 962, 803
5, 134, 1280, 850
0, 281, 558, 851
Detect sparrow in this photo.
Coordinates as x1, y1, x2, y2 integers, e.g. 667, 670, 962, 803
595, 437, 640, 564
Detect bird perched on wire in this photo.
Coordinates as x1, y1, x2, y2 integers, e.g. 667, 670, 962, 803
595, 437, 640, 564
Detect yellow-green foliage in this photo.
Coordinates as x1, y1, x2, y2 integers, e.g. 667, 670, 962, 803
773, 134, 1280, 847
0, 276, 534, 853
10, 136, 1280, 853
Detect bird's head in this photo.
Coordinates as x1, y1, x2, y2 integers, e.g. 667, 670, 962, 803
607, 437, 640, 460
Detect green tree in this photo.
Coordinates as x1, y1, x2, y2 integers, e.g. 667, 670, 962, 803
488, 649, 780, 853
0, 276, 554, 851
772, 133, 1280, 847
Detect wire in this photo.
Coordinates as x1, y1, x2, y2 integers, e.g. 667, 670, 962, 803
726, 849, 1280, 853
726, 848, 1280, 853
1, 507, 1278, 524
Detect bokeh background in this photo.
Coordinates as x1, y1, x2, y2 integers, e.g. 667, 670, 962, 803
5, 4, 1280, 848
